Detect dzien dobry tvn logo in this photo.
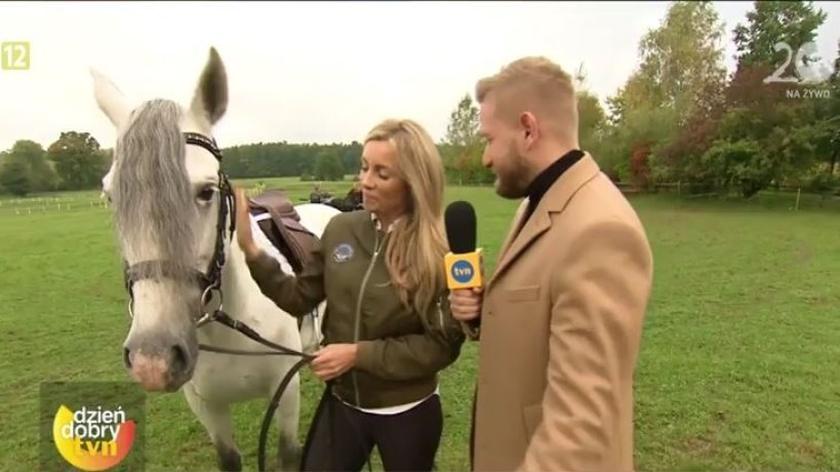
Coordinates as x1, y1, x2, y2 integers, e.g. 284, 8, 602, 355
52, 404, 137, 471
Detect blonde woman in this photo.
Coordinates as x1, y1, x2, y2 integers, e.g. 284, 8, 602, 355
235, 119, 465, 471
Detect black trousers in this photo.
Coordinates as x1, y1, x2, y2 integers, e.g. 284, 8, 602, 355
301, 386, 443, 472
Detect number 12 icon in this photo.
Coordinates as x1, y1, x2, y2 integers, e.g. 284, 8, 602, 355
2, 42, 30, 70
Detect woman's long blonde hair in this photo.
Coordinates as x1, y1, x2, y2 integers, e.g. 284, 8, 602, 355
365, 119, 448, 314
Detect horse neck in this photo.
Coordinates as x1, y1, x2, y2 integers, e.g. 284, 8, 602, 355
219, 234, 250, 321
219, 227, 292, 320
196, 234, 265, 349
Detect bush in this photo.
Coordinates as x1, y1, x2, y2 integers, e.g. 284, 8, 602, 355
701, 139, 766, 198
804, 172, 840, 196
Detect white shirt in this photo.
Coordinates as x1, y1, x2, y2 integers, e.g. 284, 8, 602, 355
339, 387, 439, 415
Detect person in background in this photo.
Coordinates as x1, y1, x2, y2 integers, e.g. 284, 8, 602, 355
309, 183, 332, 204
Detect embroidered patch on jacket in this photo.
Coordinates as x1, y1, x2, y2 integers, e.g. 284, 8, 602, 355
332, 243, 354, 263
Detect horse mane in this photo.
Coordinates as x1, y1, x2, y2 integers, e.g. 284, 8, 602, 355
112, 99, 197, 280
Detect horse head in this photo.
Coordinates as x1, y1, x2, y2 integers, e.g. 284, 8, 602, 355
94, 48, 231, 392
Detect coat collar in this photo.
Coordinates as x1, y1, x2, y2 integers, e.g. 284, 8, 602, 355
351, 210, 395, 256
370, 212, 402, 233
488, 153, 601, 288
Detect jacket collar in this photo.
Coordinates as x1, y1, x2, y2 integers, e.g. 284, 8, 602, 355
489, 153, 601, 288
370, 212, 402, 234
351, 210, 397, 256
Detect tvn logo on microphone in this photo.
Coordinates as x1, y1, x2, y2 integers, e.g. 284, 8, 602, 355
451, 260, 474, 283
445, 250, 483, 290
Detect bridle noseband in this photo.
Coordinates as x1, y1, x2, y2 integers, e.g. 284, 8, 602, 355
122, 131, 235, 326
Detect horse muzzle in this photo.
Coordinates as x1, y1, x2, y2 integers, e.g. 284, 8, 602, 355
123, 332, 197, 392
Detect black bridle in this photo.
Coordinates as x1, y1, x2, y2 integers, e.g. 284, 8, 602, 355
118, 131, 312, 472
123, 132, 235, 326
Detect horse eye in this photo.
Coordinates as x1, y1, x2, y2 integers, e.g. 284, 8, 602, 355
197, 187, 215, 203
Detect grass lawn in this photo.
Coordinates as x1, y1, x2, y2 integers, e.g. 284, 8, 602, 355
1, 178, 838, 471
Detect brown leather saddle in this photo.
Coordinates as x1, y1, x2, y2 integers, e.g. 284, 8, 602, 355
248, 189, 318, 275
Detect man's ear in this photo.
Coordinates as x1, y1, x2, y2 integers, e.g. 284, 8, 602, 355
519, 112, 539, 147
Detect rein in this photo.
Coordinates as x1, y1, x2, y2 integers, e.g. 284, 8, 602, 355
201, 310, 313, 472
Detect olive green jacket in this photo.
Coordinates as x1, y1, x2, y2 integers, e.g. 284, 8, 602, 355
246, 210, 465, 408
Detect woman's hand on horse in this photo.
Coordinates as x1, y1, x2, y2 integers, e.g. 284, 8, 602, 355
234, 187, 259, 259
311, 344, 358, 381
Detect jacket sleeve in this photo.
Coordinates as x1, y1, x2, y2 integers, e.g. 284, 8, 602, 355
355, 292, 466, 381
245, 232, 327, 317
460, 319, 481, 341
518, 220, 653, 472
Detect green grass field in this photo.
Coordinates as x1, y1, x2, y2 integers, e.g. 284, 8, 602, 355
1, 178, 839, 471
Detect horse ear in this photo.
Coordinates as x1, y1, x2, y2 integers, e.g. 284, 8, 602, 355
91, 68, 131, 128
190, 47, 228, 128
102, 163, 115, 195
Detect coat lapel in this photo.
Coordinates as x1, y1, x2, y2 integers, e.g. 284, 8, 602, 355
494, 199, 527, 268
488, 153, 601, 287
488, 207, 551, 288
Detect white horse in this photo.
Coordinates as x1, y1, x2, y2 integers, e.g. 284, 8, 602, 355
93, 47, 338, 471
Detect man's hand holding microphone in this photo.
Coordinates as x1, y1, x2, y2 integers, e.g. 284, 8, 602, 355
450, 287, 483, 322
444, 201, 485, 336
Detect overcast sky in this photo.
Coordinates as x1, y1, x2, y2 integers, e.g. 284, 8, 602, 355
1, 1, 839, 152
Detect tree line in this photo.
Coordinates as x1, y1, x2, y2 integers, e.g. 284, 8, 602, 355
222, 141, 362, 182
597, 0, 839, 198
2, 1, 836, 198
0, 132, 112, 196
441, 1, 839, 198
0, 134, 363, 196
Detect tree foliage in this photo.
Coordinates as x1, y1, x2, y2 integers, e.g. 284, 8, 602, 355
47, 131, 108, 190
0, 140, 57, 196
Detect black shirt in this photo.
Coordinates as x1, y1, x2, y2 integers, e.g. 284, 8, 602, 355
522, 149, 585, 224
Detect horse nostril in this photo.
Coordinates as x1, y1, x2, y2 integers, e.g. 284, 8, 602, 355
123, 347, 133, 369
171, 344, 189, 375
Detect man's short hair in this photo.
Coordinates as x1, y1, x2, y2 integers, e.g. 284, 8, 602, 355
476, 56, 578, 141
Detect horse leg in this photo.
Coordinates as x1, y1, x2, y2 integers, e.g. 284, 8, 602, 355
183, 383, 242, 471
274, 372, 302, 472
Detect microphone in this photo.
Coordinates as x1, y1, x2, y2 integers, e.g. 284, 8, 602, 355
444, 201, 483, 290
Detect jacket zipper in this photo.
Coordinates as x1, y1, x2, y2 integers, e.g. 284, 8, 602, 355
352, 225, 383, 405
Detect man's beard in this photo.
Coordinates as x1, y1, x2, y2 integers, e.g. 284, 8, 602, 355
494, 143, 531, 199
